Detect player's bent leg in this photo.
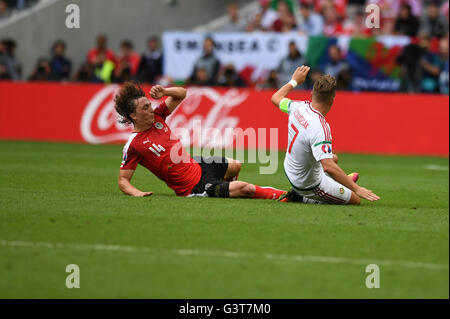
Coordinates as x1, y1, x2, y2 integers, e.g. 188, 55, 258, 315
309, 174, 352, 205
229, 181, 255, 197
224, 158, 241, 181
229, 181, 286, 200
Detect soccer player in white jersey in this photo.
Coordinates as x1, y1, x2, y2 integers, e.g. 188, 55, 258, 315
272, 65, 380, 205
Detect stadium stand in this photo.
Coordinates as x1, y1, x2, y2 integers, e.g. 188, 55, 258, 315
0, 0, 448, 94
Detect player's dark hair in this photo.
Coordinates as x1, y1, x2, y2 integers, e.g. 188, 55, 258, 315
114, 81, 146, 124
312, 75, 337, 105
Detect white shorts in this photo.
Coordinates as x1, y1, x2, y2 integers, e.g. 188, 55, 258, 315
294, 174, 352, 205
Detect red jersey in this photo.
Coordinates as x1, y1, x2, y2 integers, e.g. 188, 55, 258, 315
115, 52, 141, 76
120, 101, 202, 196
87, 48, 116, 65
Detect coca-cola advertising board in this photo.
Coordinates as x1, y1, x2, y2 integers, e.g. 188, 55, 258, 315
0, 82, 448, 156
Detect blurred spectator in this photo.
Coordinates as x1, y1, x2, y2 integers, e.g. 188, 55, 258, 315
113, 64, 133, 83
188, 37, 220, 85
138, 36, 163, 84
246, 12, 264, 32
73, 62, 93, 82
217, 64, 246, 87
115, 40, 140, 79
0, 62, 11, 80
322, 3, 344, 36
367, 0, 396, 21
278, 41, 305, 84
92, 51, 115, 83
298, 2, 324, 36
442, 1, 449, 19
345, 0, 365, 20
420, 34, 446, 93
257, 69, 279, 89
272, 0, 296, 32
187, 67, 216, 86
380, 16, 396, 35
250, 0, 279, 31
394, 4, 420, 37
438, 37, 449, 94
49, 40, 72, 81
28, 58, 54, 81
369, 0, 421, 21
420, 1, 449, 39
0, 0, 11, 20
343, 9, 371, 36
315, 0, 347, 19
322, 2, 344, 37
396, 33, 442, 93
397, 36, 425, 92
0, 39, 21, 80
221, 2, 247, 32
87, 34, 116, 66
392, 0, 422, 18
322, 45, 351, 88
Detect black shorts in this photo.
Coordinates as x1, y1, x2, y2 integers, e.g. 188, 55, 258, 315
189, 156, 230, 198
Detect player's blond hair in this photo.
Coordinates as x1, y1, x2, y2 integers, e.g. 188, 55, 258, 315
312, 75, 337, 105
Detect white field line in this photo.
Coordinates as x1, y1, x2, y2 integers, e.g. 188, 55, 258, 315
1, 239, 448, 271
425, 165, 449, 171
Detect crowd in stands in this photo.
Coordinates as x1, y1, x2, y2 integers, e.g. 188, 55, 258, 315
223, 0, 448, 37
0, 0, 448, 94
0, 34, 165, 85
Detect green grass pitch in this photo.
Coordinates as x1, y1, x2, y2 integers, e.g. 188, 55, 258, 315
0, 140, 448, 298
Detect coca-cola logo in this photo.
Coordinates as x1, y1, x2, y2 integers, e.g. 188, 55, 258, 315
168, 87, 248, 147
80, 86, 249, 146
80, 85, 132, 144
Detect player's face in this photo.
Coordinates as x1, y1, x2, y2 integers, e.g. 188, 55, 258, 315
134, 97, 155, 126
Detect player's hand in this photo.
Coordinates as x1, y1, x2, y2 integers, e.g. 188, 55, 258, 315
133, 191, 153, 197
355, 186, 380, 202
292, 65, 310, 85
150, 85, 165, 99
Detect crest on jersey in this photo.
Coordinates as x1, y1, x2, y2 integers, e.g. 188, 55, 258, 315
322, 144, 332, 153
155, 122, 163, 129
339, 187, 344, 194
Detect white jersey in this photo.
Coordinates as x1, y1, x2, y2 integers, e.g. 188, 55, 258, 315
282, 99, 334, 190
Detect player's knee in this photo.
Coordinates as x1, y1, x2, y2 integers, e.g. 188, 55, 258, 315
228, 158, 242, 172
234, 160, 242, 172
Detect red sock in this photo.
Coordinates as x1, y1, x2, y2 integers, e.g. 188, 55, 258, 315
252, 185, 286, 200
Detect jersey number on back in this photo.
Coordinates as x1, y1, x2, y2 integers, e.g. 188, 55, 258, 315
149, 144, 166, 157
288, 124, 299, 154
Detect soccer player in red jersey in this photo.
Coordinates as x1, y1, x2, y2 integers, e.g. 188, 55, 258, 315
115, 82, 286, 200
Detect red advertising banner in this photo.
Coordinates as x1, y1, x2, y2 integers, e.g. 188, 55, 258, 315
0, 82, 448, 156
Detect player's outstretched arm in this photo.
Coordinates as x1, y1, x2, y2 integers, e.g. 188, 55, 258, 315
271, 65, 310, 108
321, 158, 380, 202
118, 169, 153, 197
150, 85, 186, 113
